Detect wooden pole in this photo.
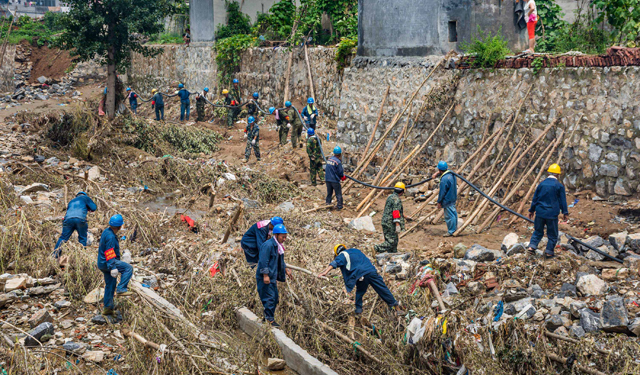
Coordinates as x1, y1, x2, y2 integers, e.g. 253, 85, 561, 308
360, 85, 390, 170
355, 103, 453, 216
287, 264, 328, 280
546, 353, 607, 375
454, 120, 555, 236
315, 319, 382, 365
282, 19, 300, 104
543, 331, 610, 355
370, 109, 411, 186
220, 204, 243, 244
303, 43, 316, 100
476, 137, 560, 233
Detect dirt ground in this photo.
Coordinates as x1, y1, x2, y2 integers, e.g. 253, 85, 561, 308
25, 41, 75, 84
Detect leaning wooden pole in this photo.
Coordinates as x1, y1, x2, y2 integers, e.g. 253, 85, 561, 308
315, 319, 382, 365
454, 120, 556, 236
303, 43, 316, 100
221, 203, 244, 244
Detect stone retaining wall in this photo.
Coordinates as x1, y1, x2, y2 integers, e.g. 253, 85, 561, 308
128, 47, 640, 197
0, 45, 16, 93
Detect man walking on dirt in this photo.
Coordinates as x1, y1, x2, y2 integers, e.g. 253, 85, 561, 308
227, 79, 242, 128
374, 182, 406, 253
306, 128, 324, 186
97, 214, 133, 316
195, 87, 209, 122
527, 163, 568, 260
282, 101, 303, 149
53, 191, 97, 258
177, 83, 191, 121
257, 224, 293, 327
151, 89, 164, 121
325, 146, 346, 210
270, 107, 288, 146
244, 116, 261, 162
432, 161, 457, 237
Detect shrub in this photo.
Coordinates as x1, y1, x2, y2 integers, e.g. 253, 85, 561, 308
460, 26, 511, 68
214, 33, 257, 85
335, 36, 357, 69
215, 1, 252, 40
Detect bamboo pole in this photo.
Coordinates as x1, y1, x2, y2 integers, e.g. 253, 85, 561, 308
369, 108, 411, 186
303, 43, 316, 100
400, 206, 440, 238
315, 320, 382, 365
355, 103, 453, 216
476, 137, 560, 233
345, 59, 443, 188
360, 85, 390, 167
287, 264, 328, 280
509, 120, 578, 225
454, 120, 556, 236
546, 352, 607, 375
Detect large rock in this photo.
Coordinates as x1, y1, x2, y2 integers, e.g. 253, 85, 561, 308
506, 243, 526, 256
599, 164, 619, 177
91, 312, 123, 325
464, 244, 503, 262
4, 277, 27, 292
267, 358, 286, 371
348, 216, 376, 232
0, 293, 16, 308
25, 322, 54, 346
82, 350, 105, 363
570, 301, 587, 318
277, 201, 295, 212
28, 309, 52, 328
453, 243, 467, 258
626, 233, 640, 252
623, 255, 640, 275
501, 233, 519, 252
576, 274, 607, 296
545, 314, 564, 331
83, 287, 104, 303
588, 144, 602, 162
569, 325, 586, 338
576, 235, 605, 253
579, 308, 602, 333
63, 342, 87, 355
609, 231, 628, 251
504, 288, 529, 303
601, 297, 629, 333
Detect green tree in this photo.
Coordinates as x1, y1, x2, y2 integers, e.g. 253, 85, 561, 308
215, 1, 252, 40
594, 0, 640, 45
57, 0, 182, 118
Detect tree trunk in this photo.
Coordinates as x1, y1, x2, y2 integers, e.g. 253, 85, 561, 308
106, 46, 117, 119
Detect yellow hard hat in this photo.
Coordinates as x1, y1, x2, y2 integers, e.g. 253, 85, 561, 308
548, 164, 561, 174
394, 182, 406, 190
151, 88, 157, 93
222, 89, 229, 94
334, 244, 346, 256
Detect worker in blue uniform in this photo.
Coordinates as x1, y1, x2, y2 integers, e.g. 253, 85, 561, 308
177, 83, 191, 121
527, 163, 569, 259
317, 244, 402, 316
53, 191, 97, 258
301, 97, 319, 130
241, 216, 284, 265
97, 214, 133, 316
325, 146, 346, 210
126, 87, 138, 114
432, 161, 458, 236
256, 224, 292, 327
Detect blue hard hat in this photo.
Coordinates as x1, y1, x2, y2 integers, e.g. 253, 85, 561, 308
285, 101, 291, 107
126, 87, 131, 91
307, 97, 314, 104
233, 79, 239, 84
272, 224, 288, 234
437, 161, 448, 171
269, 107, 275, 114
307, 128, 315, 136
109, 214, 124, 227
204, 87, 209, 92
178, 83, 184, 88
103, 87, 107, 94
252, 92, 259, 98
248, 116, 255, 124
270, 216, 284, 226
76, 191, 87, 196
333, 146, 342, 155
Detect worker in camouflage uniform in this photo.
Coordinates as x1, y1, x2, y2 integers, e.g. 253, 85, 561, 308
244, 116, 260, 162
306, 128, 324, 186
223, 89, 235, 128
229, 78, 242, 127
282, 101, 303, 149
270, 107, 288, 146
374, 182, 406, 253
195, 87, 209, 122
247, 92, 261, 121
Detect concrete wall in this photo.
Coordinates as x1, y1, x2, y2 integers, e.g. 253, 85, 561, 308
0, 45, 16, 93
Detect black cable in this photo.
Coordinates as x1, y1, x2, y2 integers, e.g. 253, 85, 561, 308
450, 171, 623, 263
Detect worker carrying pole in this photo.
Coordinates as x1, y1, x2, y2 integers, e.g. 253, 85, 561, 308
527, 163, 569, 260
317, 244, 404, 316
240, 216, 284, 266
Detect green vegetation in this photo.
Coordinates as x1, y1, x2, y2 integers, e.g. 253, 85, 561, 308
460, 27, 511, 68
335, 36, 357, 69
215, 0, 252, 40
0, 13, 65, 45
214, 33, 258, 85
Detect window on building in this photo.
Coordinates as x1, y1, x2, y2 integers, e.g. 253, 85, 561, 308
448, 20, 458, 42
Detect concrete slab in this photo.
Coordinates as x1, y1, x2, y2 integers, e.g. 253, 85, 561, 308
236, 307, 339, 375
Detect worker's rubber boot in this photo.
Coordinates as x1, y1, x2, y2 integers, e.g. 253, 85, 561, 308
116, 291, 133, 297
102, 308, 115, 316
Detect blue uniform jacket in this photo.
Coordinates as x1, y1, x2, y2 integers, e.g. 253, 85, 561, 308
302, 105, 318, 126
152, 93, 164, 107
529, 177, 568, 219
65, 194, 97, 221
97, 227, 120, 270
241, 222, 270, 251
330, 248, 378, 292
128, 92, 138, 106
177, 89, 190, 103
325, 156, 344, 183
257, 237, 286, 282
438, 171, 457, 208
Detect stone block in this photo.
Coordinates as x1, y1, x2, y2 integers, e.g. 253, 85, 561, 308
82, 351, 105, 363
25, 322, 54, 346
4, 277, 27, 292
579, 308, 602, 333
609, 231, 628, 251
501, 233, 519, 252
347, 216, 376, 232
28, 309, 52, 328
545, 314, 564, 331
600, 297, 629, 333
576, 274, 607, 296
464, 244, 503, 262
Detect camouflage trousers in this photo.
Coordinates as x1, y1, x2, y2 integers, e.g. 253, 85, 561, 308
374, 224, 398, 253
196, 102, 205, 122
290, 123, 303, 149
245, 139, 260, 161
278, 125, 289, 145
227, 108, 240, 128
309, 159, 324, 186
